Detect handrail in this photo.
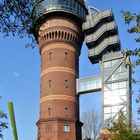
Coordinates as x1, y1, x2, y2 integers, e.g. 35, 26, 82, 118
89, 35, 119, 56
83, 9, 113, 31
88, 6, 101, 13
85, 21, 116, 43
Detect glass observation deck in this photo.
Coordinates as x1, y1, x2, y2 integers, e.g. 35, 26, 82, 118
77, 75, 102, 94
32, 0, 88, 22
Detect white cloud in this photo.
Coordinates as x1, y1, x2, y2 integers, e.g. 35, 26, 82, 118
13, 72, 20, 77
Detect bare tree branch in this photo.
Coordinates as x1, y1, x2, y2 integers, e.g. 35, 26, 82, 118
81, 109, 101, 140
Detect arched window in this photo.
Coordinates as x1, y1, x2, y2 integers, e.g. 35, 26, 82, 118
65, 80, 68, 88
48, 80, 52, 88
65, 52, 68, 60
49, 52, 52, 60
48, 107, 51, 116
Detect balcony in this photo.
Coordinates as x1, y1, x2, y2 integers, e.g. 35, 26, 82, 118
32, 0, 88, 22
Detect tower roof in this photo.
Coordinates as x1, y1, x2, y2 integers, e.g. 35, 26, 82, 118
32, 0, 88, 38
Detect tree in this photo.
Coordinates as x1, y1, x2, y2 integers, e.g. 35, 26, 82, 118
108, 113, 140, 140
0, 0, 36, 47
121, 10, 140, 66
121, 9, 140, 118
81, 109, 101, 140
0, 97, 8, 139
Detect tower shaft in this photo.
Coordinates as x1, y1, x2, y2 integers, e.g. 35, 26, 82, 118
37, 16, 83, 140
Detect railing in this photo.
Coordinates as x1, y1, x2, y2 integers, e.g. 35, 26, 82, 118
88, 35, 120, 56
82, 9, 113, 31
85, 21, 117, 43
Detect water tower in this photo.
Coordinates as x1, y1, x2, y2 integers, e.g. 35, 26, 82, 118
32, 0, 88, 140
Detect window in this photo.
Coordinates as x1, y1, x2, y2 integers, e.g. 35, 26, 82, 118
65, 52, 68, 60
119, 81, 126, 88
46, 125, 49, 133
46, 124, 52, 133
104, 61, 111, 68
48, 108, 51, 116
48, 80, 52, 88
64, 125, 70, 132
49, 52, 52, 60
65, 80, 68, 88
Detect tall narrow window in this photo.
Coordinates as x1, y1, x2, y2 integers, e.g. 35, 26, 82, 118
46, 124, 52, 133
65, 80, 68, 88
49, 52, 52, 60
48, 108, 51, 116
65, 52, 68, 60
46, 125, 49, 133
65, 107, 68, 117
48, 80, 52, 88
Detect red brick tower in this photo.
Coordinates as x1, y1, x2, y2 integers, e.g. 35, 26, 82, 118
32, 0, 88, 140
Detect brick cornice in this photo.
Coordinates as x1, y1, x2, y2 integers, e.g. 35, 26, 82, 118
41, 66, 77, 77
38, 26, 83, 54
40, 95, 77, 103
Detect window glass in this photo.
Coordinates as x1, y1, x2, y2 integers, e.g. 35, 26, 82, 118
119, 81, 126, 88
104, 61, 111, 68
111, 113, 116, 118
112, 59, 119, 67
119, 88, 126, 96
119, 72, 127, 80
64, 125, 70, 132
104, 91, 112, 97
105, 84, 112, 90
120, 95, 127, 102
118, 105, 125, 111
73, 0, 77, 11
104, 107, 111, 114
112, 83, 118, 89
115, 114, 118, 120
111, 74, 119, 81
104, 86, 109, 91
112, 106, 118, 113
104, 114, 111, 120
122, 106, 126, 112
119, 64, 126, 72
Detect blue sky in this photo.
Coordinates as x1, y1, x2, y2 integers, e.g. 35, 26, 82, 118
0, 0, 140, 139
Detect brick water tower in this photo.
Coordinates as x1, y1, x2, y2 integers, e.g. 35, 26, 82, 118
32, 0, 88, 140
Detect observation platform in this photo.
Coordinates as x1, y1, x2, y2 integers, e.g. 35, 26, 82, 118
82, 9, 121, 64
32, 0, 88, 22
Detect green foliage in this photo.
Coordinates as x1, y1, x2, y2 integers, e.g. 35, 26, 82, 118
122, 9, 140, 117
108, 113, 140, 140
0, 0, 37, 48
122, 10, 140, 66
0, 0, 33, 37
0, 99, 8, 139
0, 96, 8, 139
122, 11, 140, 42
124, 48, 140, 67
